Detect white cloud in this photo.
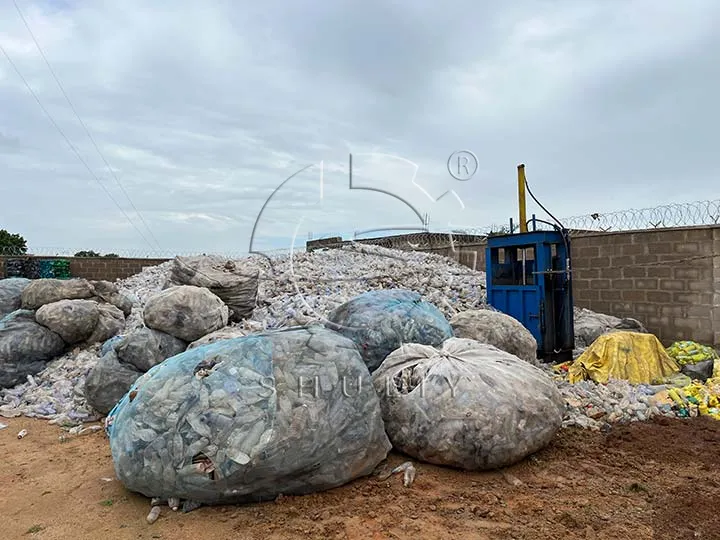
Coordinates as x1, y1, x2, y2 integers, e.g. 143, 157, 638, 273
1, 0, 719, 255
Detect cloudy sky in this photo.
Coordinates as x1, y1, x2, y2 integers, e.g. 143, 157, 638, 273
1, 0, 719, 256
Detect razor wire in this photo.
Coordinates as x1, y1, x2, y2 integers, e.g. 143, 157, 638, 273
561, 199, 720, 233
311, 200, 720, 240
2, 199, 720, 260
437, 199, 720, 237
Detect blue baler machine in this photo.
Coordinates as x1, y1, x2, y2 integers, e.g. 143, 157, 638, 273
485, 165, 575, 363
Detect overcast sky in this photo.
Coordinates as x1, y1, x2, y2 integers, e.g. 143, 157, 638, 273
1, 0, 719, 256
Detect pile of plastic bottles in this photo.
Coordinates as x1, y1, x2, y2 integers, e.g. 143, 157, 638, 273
666, 341, 719, 366
650, 378, 720, 420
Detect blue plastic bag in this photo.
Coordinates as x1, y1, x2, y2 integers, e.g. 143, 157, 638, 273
106, 325, 390, 505
325, 289, 454, 372
100, 335, 123, 356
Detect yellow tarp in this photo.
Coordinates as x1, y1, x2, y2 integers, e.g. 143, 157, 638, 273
568, 331, 680, 384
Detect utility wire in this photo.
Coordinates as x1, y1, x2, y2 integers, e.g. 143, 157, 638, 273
12, 0, 163, 253
0, 44, 158, 252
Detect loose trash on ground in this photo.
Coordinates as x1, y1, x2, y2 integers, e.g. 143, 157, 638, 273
376, 461, 417, 485
146, 505, 161, 524
649, 378, 720, 420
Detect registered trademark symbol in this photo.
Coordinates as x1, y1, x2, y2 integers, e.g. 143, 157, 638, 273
447, 150, 478, 181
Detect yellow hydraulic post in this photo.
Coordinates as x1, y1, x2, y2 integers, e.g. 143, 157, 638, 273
517, 164, 528, 232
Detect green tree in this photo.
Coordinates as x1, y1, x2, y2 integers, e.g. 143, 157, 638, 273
0, 229, 28, 255
103, 253, 119, 258
74, 250, 101, 257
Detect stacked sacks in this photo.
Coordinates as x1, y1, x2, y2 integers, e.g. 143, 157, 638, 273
325, 289, 454, 372
372, 337, 564, 470
165, 256, 259, 323
38, 260, 55, 279
23, 259, 41, 279
85, 285, 231, 414
0, 278, 133, 389
143, 285, 228, 342
21, 278, 95, 308
36, 300, 101, 344
86, 303, 126, 344
666, 341, 719, 383
101, 335, 124, 356
22, 278, 132, 336
105, 326, 390, 506
29, 285, 127, 346
89, 280, 134, 317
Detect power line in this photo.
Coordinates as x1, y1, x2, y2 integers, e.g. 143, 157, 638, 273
12, 0, 163, 252
0, 44, 158, 253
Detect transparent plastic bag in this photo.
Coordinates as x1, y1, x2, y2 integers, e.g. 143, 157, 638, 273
326, 289, 453, 373
372, 337, 564, 470
106, 325, 390, 504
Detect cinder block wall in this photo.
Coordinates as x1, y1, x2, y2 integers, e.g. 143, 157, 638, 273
571, 226, 719, 346
0, 257, 171, 281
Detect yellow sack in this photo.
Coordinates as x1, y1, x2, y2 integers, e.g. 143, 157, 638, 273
568, 331, 680, 384
666, 340, 719, 366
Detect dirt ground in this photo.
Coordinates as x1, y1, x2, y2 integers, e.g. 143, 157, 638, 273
1, 416, 719, 540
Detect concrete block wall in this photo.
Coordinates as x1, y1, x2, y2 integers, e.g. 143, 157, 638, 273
571, 226, 719, 346
0, 256, 171, 281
